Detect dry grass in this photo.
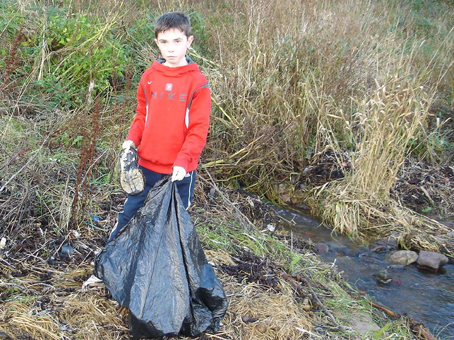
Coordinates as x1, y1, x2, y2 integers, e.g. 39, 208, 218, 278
196, 0, 454, 204
0, 183, 420, 340
0, 293, 129, 340
313, 74, 432, 232
221, 280, 312, 340
1, 241, 421, 340
0, 251, 310, 340
0, 287, 129, 340
309, 58, 454, 253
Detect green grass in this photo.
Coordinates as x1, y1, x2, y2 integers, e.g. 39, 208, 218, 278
194, 211, 418, 339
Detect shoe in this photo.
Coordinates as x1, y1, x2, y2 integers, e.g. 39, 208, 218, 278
119, 147, 145, 195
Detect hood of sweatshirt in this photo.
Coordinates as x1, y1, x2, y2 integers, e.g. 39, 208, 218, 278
151, 57, 199, 77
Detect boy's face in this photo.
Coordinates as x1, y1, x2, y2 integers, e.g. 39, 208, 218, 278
155, 28, 194, 68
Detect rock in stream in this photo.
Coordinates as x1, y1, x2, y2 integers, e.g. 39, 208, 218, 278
388, 250, 418, 265
417, 251, 448, 272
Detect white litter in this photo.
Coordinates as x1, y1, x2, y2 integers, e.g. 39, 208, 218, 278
80, 274, 104, 291
0, 237, 6, 250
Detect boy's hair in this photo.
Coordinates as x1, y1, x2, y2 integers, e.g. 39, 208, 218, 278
155, 12, 192, 38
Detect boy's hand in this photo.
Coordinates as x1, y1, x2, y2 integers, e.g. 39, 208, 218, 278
122, 140, 136, 150
172, 166, 186, 182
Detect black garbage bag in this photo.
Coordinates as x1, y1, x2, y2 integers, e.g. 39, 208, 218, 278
94, 177, 228, 338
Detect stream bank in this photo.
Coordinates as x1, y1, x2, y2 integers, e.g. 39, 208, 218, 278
275, 206, 454, 339
0, 181, 425, 340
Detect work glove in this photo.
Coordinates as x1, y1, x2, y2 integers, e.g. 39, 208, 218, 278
172, 166, 186, 182
119, 144, 145, 195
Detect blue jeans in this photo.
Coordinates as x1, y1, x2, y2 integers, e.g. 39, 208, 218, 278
108, 166, 196, 242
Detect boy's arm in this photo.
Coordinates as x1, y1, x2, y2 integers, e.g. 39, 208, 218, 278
173, 86, 211, 171
125, 80, 147, 147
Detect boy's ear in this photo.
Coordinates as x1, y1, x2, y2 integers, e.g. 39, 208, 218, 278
188, 35, 194, 45
154, 38, 158, 45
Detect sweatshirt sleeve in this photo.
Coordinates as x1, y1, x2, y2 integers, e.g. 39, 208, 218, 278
126, 79, 147, 147
173, 86, 211, 171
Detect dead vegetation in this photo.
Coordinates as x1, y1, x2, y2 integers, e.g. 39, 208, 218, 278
4, 155, 445, 339
1, 0, 453, 338
305, 79, 454, 255
0, 174, 424, 339
0, 261, 313, 340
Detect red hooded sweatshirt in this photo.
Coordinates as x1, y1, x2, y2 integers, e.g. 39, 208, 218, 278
126, 59, 211, 174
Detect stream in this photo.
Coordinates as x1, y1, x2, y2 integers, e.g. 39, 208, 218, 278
275, 207, 454, 339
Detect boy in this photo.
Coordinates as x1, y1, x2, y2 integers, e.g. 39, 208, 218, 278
82, 11, 210, 289
109, 11, 211, 241
94, 13, 227, 332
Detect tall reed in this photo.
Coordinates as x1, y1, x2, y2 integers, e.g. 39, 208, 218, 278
193, 0, 454, 249
314, 75, 433, 233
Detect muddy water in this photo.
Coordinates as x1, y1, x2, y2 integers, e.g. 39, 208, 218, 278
275, 207, 454, 339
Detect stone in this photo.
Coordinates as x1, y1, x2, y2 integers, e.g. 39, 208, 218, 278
417, 251, 449, 271
388, 250, 418, 265
276, 183, 291, 203
391, 277, 403, 286
372, 269, 392, 284
434, 236, 448, 243
314, 243, 329, 254
350, 313, 381, 335
302, 166, 314, 175
370, 238, 396, 252
256, 324, 267, 333
242, 314, 258, 324
59, 244, 75, 257
370, 244, 387, 253
266, 224, 275, 232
